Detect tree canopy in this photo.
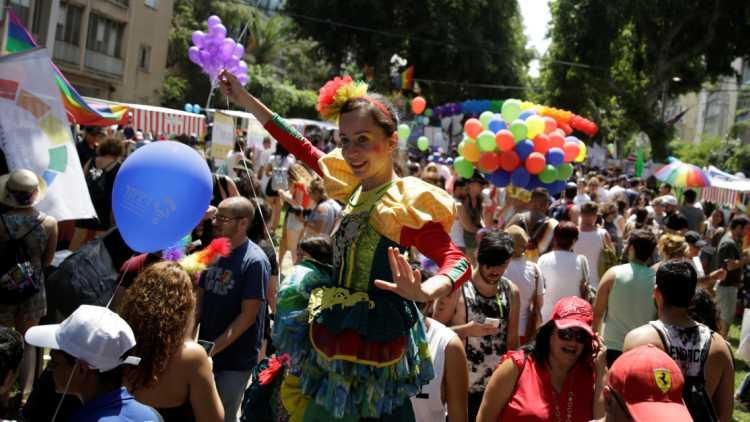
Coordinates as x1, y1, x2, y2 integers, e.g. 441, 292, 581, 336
542, 0, 750, 160
284, 0, 532, 103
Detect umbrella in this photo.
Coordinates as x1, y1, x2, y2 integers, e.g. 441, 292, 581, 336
655, 161, 711, 188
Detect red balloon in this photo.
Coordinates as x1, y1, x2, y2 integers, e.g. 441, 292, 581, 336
563, 142, 580, 163
560, 122, 573, 135
464, 118, 483, 139
525, 152, 546, 174
411, 96, 427, 115
478, 152, 500, 173
500, 151, 521, 172
495, 130, 515, 152
549, 133, 565, 149
543, 117, 557, 134
533, 134, 551, 154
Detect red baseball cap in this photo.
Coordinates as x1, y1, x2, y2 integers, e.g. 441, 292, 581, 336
550, 296, 593, 336
609, 344, 693, 421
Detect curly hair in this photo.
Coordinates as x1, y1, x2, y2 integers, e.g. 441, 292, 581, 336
657, 234, 688, 260
118, 261, 196, 391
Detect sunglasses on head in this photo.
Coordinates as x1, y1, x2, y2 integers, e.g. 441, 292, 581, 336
556, 327, 589, 343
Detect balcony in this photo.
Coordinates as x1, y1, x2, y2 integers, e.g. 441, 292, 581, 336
53, 40, 80, 65
84, 50, 124, 78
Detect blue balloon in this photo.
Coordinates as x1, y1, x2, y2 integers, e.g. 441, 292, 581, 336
511, 167, 530, 188
515, 139, 534, 161
487, 118, 507, 133
193, 104, 202, 114
547, 147, 565, 166
519, 110, 537, 121
546, 180, 566, 196
184, 103, 194, 113
112, 141, 212, 253
527, 175, 542, 190
488, 170, 510, 187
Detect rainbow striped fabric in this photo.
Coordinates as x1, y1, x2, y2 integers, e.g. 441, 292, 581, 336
401, 65, 414, 91
3, 9, 128, 126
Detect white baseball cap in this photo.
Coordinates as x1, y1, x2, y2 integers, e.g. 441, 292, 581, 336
657, 195, 678, 206
25, 305, 141, 372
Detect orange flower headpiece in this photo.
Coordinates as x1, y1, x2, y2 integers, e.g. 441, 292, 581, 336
316, 75, 394, 123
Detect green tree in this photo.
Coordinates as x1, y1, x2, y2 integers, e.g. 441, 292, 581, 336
162, 0, 328, 116
542, 0, 750, 160
284, 0, 531, 102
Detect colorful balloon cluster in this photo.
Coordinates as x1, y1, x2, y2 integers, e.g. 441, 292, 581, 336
433, 99, 598, 138
453, 99, 587, 195
183, 103, 202, 114
188, 15, 248, 85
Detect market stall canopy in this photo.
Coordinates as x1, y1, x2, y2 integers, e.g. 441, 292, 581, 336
85, 97, 206, 138
705, 166, 750, 191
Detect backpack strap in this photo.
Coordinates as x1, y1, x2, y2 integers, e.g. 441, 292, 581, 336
1, 213, 45, 241
649, 321, 670, 352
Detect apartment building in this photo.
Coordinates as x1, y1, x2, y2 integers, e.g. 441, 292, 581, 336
3, 0, 173, 105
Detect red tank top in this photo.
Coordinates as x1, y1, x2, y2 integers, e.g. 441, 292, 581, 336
499, 350, 594, 422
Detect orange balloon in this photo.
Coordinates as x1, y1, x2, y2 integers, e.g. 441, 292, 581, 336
464, 118, 483, 139
478, 152, 500, 173
563, 142, 580, 163
500, 151, 521, 172
495, 130, 515, 152
525, 152, 546, 174
533, 134, 551, 154
463, 140, 481, 162
411, 96, 427, 115
549, 133, 565, 149
543, 117, 557, 134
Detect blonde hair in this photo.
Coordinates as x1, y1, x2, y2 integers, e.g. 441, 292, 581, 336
658, 234, 688, 260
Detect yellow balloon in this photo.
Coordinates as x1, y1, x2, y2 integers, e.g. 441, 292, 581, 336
526, 115, 545, 139
520, 101, 535, 111
463, 140, 481, 162
575, 142, 587, 162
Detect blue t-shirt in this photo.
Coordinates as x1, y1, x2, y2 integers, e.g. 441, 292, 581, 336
73, 387, 161, 422
199, 239, 270, 371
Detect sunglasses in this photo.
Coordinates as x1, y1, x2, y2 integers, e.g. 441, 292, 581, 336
556, 327, 589, 343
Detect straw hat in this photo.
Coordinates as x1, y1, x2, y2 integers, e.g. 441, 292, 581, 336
0, 169, 47, 208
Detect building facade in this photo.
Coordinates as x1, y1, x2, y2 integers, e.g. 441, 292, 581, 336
3, 0, 173, 105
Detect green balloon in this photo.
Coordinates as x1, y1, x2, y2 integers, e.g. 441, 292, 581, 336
454, 157, 475, 179
558, 163, 574, 181
477, 130, 496, 152
398, 124, 411, 140
539, 165, 559, 184
424, 108, 433, 117
510, 120, 527, 141
417, 136, 429, 151
479, 111, 494, 129
502, 99, 521, 122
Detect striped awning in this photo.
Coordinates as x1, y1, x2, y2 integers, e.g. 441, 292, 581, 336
129, 104, 205, 138
701, 187, 738, 206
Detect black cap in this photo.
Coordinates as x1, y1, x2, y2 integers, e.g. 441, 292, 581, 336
684, 231, 706, 247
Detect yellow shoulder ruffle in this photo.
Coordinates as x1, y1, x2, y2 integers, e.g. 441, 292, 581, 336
317, 148, 358, 203
373, 177, 456, 244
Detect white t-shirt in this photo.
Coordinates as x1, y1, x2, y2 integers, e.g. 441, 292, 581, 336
410, 318, 457, 422
574, 193, 591, 206
692, 255, 706, 279
504, 258, 543, 334
450, 219, 466, 248
573, 227, 607, 288
538, 251, 588, 322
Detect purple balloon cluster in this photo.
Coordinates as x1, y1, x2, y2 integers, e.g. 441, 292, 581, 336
188, 15, 248, 85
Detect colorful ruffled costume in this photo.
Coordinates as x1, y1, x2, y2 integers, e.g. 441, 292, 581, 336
268, 78, 471, 421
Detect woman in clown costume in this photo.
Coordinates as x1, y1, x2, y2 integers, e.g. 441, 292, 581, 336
220, 70, 471, 421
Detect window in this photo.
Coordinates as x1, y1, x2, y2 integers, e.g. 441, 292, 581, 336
56, 2, 83, 45
7, 0, 31, 26
138, 45, 151, 71
86, 14, 125, 58
144, 0, 158, 9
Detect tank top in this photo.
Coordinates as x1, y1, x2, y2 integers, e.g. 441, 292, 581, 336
649, 320, 712, 379
603, 263, 656, 351
463, 278, 512, 393
572, 228, 606, 288
499, 350, 594, 422
0, 212, 48, 270
410, 318, 458, 422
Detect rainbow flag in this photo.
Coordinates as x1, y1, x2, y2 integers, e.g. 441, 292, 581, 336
2, 9, 128, 126
401, 65, 414, 91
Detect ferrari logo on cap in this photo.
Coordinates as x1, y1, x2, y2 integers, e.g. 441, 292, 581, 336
654, 368, 672, 394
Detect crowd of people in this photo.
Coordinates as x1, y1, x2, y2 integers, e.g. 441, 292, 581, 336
0, 69, 748, 422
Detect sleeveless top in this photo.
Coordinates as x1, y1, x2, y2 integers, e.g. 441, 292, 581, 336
499, 350, 594, 422
463, 278, 512, 393
603, 263, 656, 351
572, 228, 606, 288
649, 320, 712, 379
155, 401, 194, 422
0, 211, 48, 270
410, 318, 458, 422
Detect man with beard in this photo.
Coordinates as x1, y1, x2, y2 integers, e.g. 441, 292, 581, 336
434, 228, 520, 422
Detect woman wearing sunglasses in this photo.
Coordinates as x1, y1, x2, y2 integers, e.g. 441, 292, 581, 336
477, 296, 607, 422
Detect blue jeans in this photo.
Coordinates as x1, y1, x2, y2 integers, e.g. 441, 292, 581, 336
214, 370, 252, 422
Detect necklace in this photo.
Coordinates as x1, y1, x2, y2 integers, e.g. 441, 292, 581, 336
551, 389, 574, 422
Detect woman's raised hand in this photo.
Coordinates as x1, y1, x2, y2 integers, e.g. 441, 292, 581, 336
375, 247, 453, 302
219, 70, 248, 107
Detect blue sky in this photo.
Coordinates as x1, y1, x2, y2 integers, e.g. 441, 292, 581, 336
519, 0, 552, 78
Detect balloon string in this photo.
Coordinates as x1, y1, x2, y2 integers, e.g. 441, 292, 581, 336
238, 145, 278, 258
51, 256, 132, 422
